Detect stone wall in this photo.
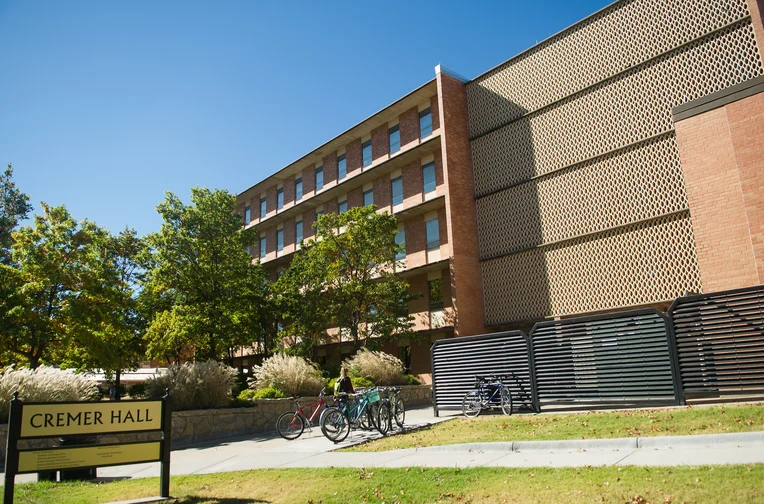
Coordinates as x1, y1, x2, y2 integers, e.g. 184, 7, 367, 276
0, 385, 432, 457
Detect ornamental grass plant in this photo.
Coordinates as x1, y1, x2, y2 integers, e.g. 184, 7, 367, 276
344, 348, 404, 386
145, 360, 238, 411
0, 366, 99, 423
250, 354, 324, 397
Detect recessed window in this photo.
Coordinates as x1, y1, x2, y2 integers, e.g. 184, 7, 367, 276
315, 166, 324, 190
362, 140, 372, 167
260, 198, 267, 219
338, 154, 346, 180
425, 217, 439, 250
245, 245, 251, 256
295, 177, 303, 200
391, 176, 403, 206
259, 236, 266, 259
428, 278, 444, 311
339, 199, 348, 214
295, 220, 303, 243
244, 205, 251, 224
277, 188, 284, 210
389, 125, 400, 153
419, 108, 433, 138
316, 209, 324, 219
395, 229, 406, 261
422, 162, 436, 194
363, 188, 374, 207
277, 228, 284, 252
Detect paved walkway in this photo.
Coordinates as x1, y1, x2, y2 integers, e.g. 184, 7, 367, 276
4, 407, 764, 485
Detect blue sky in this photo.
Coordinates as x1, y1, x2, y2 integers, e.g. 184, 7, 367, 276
0, 0, 610, 236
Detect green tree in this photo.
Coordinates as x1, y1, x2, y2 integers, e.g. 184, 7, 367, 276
0, 204, 101, 368
0, 163, 33, 264
142, 188, 267, 363
276, 205, 416, 352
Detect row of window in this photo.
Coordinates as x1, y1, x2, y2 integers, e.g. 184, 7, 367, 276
244, 108, 434, 225
255, 215, 440, 260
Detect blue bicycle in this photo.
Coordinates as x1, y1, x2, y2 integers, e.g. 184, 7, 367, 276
320, 388, 391, 442
462, 375, 512, 417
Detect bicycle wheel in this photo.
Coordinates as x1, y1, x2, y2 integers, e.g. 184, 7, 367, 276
320, 407, 349, 443
376, 403, 391, 436
277, 411, 305, 440
361, 403, 377, 430
500, 388, 513, 416
462, 391, 482, 418
393, 397, 405, 427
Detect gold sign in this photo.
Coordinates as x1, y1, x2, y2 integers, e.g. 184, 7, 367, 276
20, 402, 162, 437
17, 442, 161, 473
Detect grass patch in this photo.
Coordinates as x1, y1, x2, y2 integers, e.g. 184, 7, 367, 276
347, 403, 764, 452
12, 465, 764, 504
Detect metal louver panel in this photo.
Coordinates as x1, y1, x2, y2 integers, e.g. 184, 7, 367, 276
669, 284, 764, 398
529, 309, 681, 409
430, 331, 532, 416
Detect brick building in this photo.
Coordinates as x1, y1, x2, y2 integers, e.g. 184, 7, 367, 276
237, 0, 764, 383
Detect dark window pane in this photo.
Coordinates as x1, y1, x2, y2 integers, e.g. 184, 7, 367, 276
395, 229, 406, 261
391, 176, 403, 206
295, 220, 303, 243
362, 140, 372, 167
277, 188, 284, 209
419, 108, 433, 138
295, 178, 303, 200
259, 236, 266, 258
428, 278, 444, 311
389, 125, 400, 153
338, 154, 346, 179
315, 167, 324, 190
422, 162, 436, 193
260, 198, 267, 219
277, 229, 284, 251
339, 200, 348, 213
425, 217, 439, 250
363, 188, 374, 207
244, 205, 251, 224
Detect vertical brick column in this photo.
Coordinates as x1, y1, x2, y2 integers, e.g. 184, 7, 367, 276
371, 124, 389, 162
674, 92, 764, 292
430, 95, 440, 131
399, 107, 420, 148
346, 139, 362, 177
323, 153, 338, 186
402, 160, 423, 207
347, 186, 363, 209
283, 175, 295, 207
302, 165, 315, 196
266, 185, 277, 215
436, 68, 486, 337
373, 174, 391, 212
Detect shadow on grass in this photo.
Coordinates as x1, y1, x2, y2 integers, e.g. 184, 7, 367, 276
179, 497, 269, 504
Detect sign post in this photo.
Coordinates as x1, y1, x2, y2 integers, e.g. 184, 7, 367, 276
4, 391, 172, 504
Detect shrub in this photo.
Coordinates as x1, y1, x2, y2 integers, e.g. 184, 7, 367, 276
325, 376, 375, 392
0, 366, 99, 423
145, 360, 238, 411
253, 387, 286, 399
250, 354, 324, 397
128, 382, 147, 398
344, 348, 404, 386
403, 374, 421, 385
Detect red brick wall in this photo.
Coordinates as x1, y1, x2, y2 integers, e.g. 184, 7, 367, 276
438, 207, 449, 248
402, 160, 423, 207
434, 149, 444, 189
347, 186, 363, 209
283, 175, 295, 207
437, 70, 486, 337
373, 174, 391, 211
266, 185, 277, 215
371, 124, 389, 162
674, 91, 764, 291
405, 217, 426, 269
399, 107, 420, 147
265, 227, 277, 255
302, 165, 315, 195
284, 217, 295, 247
325, 199, 338, 215
346, 139, 362, 177
304, 210, 316, 239
430, 95, 440, 131
323, 152, 338, 186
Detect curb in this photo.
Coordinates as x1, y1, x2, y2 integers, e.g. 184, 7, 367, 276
414, 431, 764, 453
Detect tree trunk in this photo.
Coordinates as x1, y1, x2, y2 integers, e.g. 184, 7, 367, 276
351, 324, 360, 351
115, 370, 121, 401
29, 354, 40, 370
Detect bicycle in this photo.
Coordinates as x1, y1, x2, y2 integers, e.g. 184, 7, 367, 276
379, 386, 405, 429
462, 375, 512, 418
320, 388, 391, 443
276, 387, 333, 440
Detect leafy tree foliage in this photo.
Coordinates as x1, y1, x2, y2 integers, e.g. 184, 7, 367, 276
142, 188, 268, 363
274, 205, 416, 352
0, 163, 32, 264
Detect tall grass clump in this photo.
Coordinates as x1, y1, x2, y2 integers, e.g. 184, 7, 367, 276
250, 354, 324, 397
0, 366, 99, 423
344, 348, 404, 386
145, 360, 238, 411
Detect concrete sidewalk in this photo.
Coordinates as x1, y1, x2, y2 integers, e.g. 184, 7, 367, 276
4, 407, 764, 485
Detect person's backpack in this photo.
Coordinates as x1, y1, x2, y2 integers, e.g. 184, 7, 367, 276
333, 378, 342, 396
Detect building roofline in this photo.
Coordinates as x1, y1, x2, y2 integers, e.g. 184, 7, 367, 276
468, 0, 622, 85
238, 77, 437, 198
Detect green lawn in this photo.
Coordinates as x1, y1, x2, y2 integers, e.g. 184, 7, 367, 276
347, 403, 764, 452
12, 465, 764, 504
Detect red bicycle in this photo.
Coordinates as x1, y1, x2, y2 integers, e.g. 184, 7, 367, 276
276, 388, 332, 440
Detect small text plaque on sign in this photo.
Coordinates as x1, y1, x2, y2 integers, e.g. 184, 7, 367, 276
20, 401, 162, 437
18, 442, 161, 472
